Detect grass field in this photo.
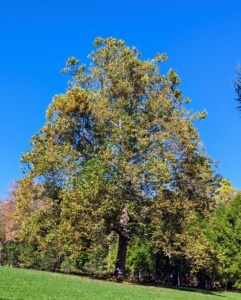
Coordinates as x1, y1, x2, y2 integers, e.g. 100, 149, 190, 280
0, 267, 240, 300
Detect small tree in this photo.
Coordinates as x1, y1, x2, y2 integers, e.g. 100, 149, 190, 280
15, 37, 216, 278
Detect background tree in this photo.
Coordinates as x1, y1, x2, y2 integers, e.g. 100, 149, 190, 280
15, 37, 216, 278
234, 65, 241, 112
207, 194, 241, 289
215, 178, 237, 204
0, 182, 19, 265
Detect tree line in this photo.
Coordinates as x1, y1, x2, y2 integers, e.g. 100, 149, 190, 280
0, 37, 241, 290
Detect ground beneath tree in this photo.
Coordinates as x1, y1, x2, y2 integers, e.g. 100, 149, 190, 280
0, 267, 239, 300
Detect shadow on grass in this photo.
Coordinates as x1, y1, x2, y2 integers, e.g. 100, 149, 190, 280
76, 273, 226, 297
63, 271, 227, 297
142, 284, 225, 297
53, 271, 234, 298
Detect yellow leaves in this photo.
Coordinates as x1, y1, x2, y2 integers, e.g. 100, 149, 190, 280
197, 109, 207, 121
215, 179, 237, 204
47, 87, 89, 121
184, 97, 191, 104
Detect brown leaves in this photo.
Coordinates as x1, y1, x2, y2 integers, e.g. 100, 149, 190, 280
0, 182, 18, 242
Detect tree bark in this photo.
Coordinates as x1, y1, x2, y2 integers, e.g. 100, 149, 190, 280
114, 233, 128, 278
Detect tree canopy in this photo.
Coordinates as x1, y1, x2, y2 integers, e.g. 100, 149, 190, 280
14, 37, 216, 278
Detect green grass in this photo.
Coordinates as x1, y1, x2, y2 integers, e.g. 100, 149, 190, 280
0, 267, 240, 300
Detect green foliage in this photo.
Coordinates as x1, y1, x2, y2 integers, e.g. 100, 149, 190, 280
17, 243, 37, 268
203, 194, 241, 288
127, 238, 154, 275
37, 250, 58, 271
3, 240, 61, 271
83, 237, 109, 275
3, 241, 19, 267
60, 256, 76, 274
105, 232, 118, 272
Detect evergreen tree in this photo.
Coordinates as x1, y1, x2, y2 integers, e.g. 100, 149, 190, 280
207, 194, 241, 289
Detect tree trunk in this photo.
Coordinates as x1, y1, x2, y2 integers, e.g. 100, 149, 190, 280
114, 233, 128, 278
114, 206, 129, 279
0, 242, 5, 266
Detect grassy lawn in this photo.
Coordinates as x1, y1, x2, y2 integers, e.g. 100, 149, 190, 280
0, 267, 240, 300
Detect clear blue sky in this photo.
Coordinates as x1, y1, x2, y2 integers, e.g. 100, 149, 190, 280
0, 0, 241, 193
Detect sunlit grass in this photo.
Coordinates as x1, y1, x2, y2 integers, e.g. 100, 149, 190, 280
0, 267, 239, 299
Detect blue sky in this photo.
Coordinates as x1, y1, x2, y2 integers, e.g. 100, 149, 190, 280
0, 0, 241, 193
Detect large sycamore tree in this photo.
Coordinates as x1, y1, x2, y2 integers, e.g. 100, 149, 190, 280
15, 38, 215, 277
